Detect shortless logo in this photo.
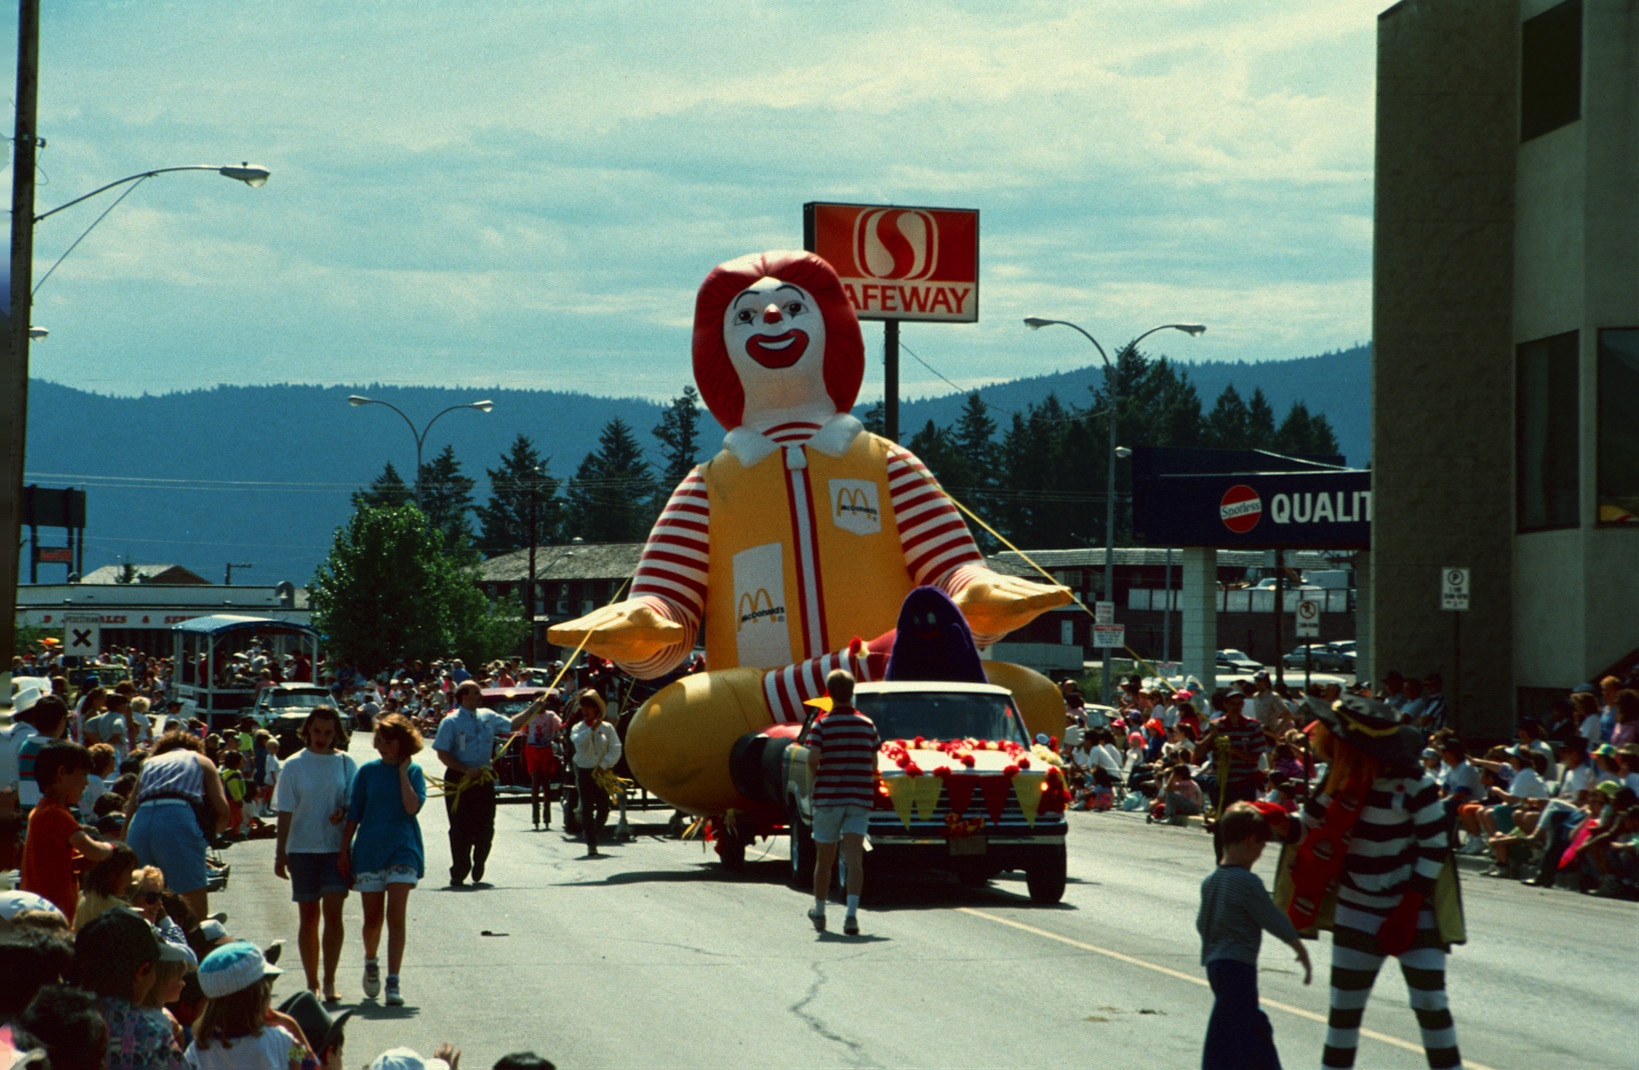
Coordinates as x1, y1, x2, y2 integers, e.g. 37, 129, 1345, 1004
830, 479, 882, 536
736, 589, 785, 630
1219, 484, 1262, 534
853, 208, 938, 281
732, 542, 792, 668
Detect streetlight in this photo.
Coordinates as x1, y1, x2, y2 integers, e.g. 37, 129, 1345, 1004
1023, 318, 1206, 703
30, 164, 271, 293
346, 395, 495, 508
0, 18, 274, 685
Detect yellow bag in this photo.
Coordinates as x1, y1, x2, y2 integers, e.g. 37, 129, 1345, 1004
1274, 844, 1466, 945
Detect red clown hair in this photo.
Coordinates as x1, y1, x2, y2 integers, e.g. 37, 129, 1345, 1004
692, 250, 865, 430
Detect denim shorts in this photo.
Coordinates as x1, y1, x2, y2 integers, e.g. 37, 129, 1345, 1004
811, 804, 869, 844
126, 799, 208, 894
352, 864, 419, 893
287, 852, 349, 902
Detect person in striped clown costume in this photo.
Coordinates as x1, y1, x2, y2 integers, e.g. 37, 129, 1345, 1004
549, 250, 1070, 816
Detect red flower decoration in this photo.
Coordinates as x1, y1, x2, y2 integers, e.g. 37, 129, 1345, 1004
905, 762, 923, 777
913, 735, 926, 747
1002, 763, 1020, 777
960, 754, 976, 768
1017, 757, 1031, 770
934, 765, 953, 777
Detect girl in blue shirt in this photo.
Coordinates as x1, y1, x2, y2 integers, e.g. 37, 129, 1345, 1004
338, 713, 426, 1008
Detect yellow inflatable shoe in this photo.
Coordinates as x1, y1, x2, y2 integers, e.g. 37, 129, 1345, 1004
983, 661, 1068, 743
625, 667, 774, 816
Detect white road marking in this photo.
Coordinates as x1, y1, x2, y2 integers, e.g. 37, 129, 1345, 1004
959, 908, 1498, 1070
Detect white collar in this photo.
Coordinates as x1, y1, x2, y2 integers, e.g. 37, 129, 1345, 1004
721, 412, 864, 468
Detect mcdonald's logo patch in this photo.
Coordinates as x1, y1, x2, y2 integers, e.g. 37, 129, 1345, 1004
829, 478, 881, 536
737, 588, 786, 630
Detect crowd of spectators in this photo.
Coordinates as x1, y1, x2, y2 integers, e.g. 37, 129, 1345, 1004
4, 643, 567, 1069
1057, 664, 1639, 900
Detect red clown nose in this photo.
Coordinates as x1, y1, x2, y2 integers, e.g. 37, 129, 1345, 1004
762, 305, 782, 324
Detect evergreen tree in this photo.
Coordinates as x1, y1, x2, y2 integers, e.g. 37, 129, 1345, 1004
1246, 387, 1277, 446
564, 418, 658, 542
652, 385, 705, 507
352, 461, 415, 510
1204, 384, 1253, 450
475, 434, 560, 554
418, 445, 478, 554
860, 400, 887, 437
1272, 401, 1342, 457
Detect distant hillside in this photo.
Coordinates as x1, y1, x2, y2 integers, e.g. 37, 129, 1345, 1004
21, 345, 1369, 587
896, 344, 1370, 466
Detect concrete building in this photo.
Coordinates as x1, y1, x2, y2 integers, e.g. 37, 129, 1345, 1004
1373, 0, 1639, 734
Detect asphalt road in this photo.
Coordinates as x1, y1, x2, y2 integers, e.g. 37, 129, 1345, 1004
211, 735, 1637, 1069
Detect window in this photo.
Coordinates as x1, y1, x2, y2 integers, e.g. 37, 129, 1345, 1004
1520, 0, 1581, 142
1517, 330, 1580, 531
1598, 329, 1639, 524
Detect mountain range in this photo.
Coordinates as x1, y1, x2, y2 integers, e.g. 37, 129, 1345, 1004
21, 343, 1369, 587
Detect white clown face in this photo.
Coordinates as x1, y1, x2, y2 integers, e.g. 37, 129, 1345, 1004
723, 277, 829, 416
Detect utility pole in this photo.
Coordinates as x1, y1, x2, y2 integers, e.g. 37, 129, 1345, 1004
1, 0, 41, 682
224, 563, 253, 586
526, 474, 539, 667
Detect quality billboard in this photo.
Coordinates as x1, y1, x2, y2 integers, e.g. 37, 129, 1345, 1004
804, 202, 979, 323
1133, 470, 1372, 550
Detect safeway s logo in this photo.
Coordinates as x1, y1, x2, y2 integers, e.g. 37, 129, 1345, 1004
736, 589, 785, 631
830, 478, 882, 536
853, 209, 938, 281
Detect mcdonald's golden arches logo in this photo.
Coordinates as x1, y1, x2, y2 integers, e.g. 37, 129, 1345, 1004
737, 588, 785, 630
829, 478, 882, 536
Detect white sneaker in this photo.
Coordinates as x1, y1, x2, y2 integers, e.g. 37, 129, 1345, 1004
362, 960, 381, 999
384, 977, 403, 1006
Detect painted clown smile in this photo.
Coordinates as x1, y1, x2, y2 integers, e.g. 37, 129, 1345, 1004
745, 330, 809, 369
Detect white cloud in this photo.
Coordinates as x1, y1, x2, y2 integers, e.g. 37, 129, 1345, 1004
6, 0, 1385, 397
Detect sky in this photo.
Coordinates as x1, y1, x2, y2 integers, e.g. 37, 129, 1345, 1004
8, 0, 1384, 404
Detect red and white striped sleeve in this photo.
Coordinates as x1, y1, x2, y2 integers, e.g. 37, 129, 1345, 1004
885, 445, 1001, 647
619, 469, 710, 678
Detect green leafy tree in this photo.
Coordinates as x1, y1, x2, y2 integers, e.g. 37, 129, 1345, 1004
311, 502, 527, 677
352, 461, 414, 510
418, 445, 477, 554
564, 418, 658, 542
475, 434, 560, 554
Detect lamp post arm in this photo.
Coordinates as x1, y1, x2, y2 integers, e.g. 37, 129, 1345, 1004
420, 403, 488, 451
34, 166, 229, 223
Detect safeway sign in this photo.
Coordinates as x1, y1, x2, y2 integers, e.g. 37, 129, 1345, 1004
804, 202, 979, 322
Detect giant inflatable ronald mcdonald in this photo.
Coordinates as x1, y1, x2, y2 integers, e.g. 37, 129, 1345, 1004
549, 250, 1072, 815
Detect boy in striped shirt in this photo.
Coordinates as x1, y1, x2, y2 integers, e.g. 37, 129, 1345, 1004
805, 670, 878, 936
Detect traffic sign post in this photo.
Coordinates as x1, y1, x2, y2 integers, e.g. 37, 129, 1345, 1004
62, 613, 100, 661
1440, 567, 1469, 731
1440, 567, 1470, 611
1295, 599, 1321, 637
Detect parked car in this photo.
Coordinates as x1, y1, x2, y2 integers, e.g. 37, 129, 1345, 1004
480, 686, 550, 794
1215, 649, 1263, 674
1281, 644, 1353, 671
252, 683, 334, 756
